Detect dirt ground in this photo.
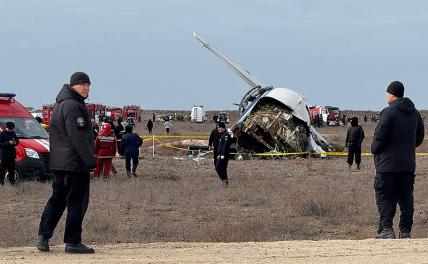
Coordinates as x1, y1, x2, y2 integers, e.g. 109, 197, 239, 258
1, 239, 428, 263
0, 110, 426, 262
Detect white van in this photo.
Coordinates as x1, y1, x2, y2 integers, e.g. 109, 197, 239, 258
190, 106, 207, 123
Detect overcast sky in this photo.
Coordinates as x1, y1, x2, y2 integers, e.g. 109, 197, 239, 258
1, 0, 427, 111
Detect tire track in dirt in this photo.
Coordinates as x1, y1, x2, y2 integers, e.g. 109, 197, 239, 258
1, 239, 428, 263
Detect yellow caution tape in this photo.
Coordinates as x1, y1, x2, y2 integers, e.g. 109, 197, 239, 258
142, 135, 209, 139
140, 135, 428, 157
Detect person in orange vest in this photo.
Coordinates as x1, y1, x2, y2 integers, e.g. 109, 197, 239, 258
94, 123, 116, 180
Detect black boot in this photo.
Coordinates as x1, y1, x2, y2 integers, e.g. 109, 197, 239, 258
65, 243, 95, 254
36, 235, 50, 251
376, 228, 396, 239
399, 232, 411, 239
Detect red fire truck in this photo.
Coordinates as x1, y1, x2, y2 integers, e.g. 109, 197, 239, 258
122, 105, 141, 126
106, 107, 122, 122
42, 104, 54, 127
86, 103, 106, 124
1, 93, 51, 182
44, 103, 106, 126
309, 105, 342, 126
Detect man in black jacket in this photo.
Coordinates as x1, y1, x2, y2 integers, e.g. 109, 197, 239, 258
346, 117, 365, 170
215, 122, 232, 185
371, 81, 425, 239
0, 122, 19, 185
208, 123, 222, 167
121, 125, 143, 177
37, 72, 96, 253
147, 119, 153, 134
114, 120, 124, 156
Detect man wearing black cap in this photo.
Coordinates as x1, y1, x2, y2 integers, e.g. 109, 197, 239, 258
37, 72, 96, 253
371, 81, 425, 239
215, 122, 232, 185
0, 122, 19, 185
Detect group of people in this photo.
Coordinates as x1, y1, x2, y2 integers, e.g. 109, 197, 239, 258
145, 118, 172, 135
2, 72, 419, 253
92, 118, 143, 180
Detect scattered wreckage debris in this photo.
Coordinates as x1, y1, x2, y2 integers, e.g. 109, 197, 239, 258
193, 33, 334, 155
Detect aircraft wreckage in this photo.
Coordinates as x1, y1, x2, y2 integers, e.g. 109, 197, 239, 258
193, 33, 333, 154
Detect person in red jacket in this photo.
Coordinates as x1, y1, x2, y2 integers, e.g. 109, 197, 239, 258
94, 123, 116, 180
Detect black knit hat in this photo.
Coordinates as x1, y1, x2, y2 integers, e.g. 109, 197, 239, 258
6, 122, 15, 129
351, 117, 358, 126
70, 72, 91, 87
125, 125, 133, 133
386, 81, 404, 98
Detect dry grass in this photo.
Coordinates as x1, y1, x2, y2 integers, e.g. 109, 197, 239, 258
0, 112, 426, 247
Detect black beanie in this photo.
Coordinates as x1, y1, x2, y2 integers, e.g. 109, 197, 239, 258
6, 122, 15, 129
351, 117, 358, 126
70, 72, 91, 87
125, 125, 133, 133
386, 81, 404, 98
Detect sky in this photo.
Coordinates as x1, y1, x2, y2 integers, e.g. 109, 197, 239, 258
0, 0, 427, 111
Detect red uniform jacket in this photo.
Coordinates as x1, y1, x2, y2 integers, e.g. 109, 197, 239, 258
94, 133, 117, 158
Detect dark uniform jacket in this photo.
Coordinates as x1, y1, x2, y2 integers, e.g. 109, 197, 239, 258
49, 85, 96, 173
147, 120, 153, 130
371, 98, 425, 173
217, 131, 232, 159
114, 123, 124, 139
0, 130, 19, 161
121, 132, 143, 157
346, 125, 365, 147
209, 128, 221, 152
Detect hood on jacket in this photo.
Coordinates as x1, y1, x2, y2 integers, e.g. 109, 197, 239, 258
56, 84, 84, 104
391, 97, 416, 114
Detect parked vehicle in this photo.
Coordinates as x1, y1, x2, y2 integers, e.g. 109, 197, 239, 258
309, 106, 342, 126
0, 93, 51, 182
190, 105, 207, 123
216, 112, 230, 124
122, 105, 141, 126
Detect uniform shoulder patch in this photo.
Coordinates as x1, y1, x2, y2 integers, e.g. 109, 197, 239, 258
76, 117, 86, 128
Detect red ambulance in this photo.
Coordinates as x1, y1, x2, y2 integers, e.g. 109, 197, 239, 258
0, 93, 50, 182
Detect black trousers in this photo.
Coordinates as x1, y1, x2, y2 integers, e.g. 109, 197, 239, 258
213, 150, 218, 167
38, 171, 90, 244
125, 155, 139, 173
0, 159, 16, 184
117, 140, 123, 156
215, 159, 229, 181
347, 144, 361, 165
374, 172, 415, 234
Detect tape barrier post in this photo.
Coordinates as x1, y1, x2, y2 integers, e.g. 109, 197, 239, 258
152, 134, 155, 159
